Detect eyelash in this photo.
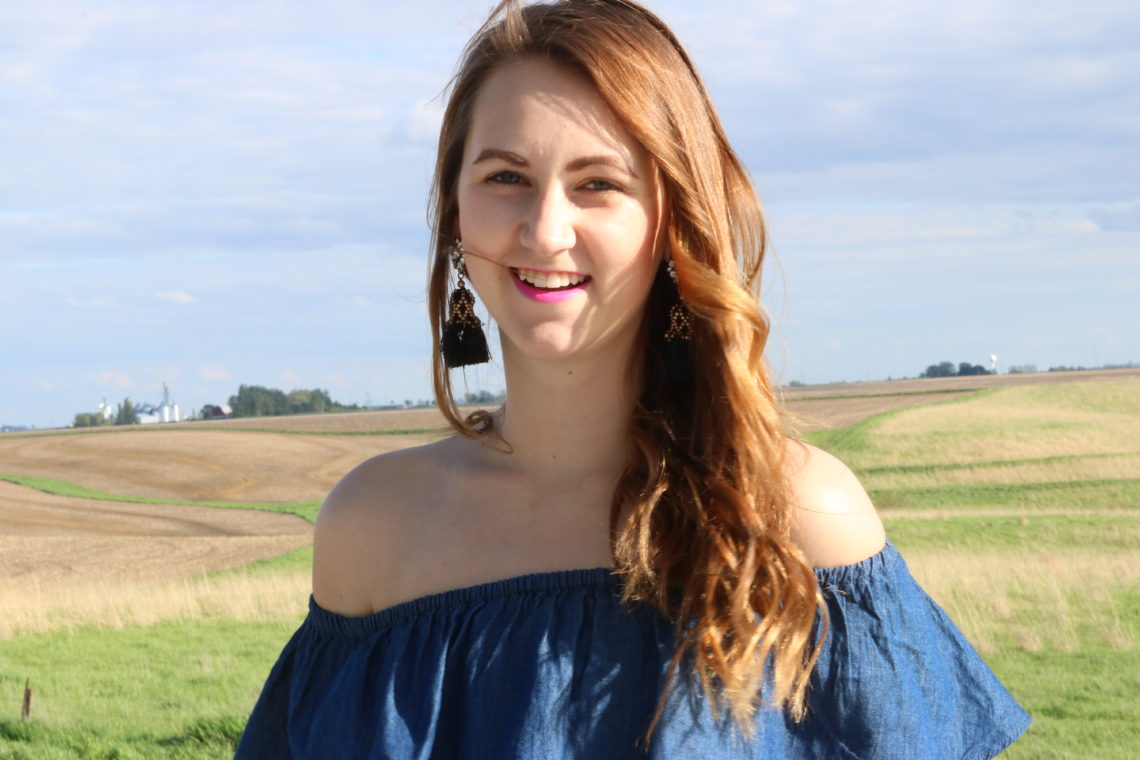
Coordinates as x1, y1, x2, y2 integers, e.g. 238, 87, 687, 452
485, 172, 622, 193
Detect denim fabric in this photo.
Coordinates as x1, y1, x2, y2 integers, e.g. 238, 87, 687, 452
236, 542, 1029, 759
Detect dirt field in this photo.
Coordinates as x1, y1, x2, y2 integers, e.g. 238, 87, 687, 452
0, 429, 437, 502
1, 368, 1133, 593
0, 480, 312, 587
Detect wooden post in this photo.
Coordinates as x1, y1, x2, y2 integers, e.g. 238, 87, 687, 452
21, 678, 31, 719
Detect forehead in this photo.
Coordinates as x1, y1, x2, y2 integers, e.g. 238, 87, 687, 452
465, 57, 643, 162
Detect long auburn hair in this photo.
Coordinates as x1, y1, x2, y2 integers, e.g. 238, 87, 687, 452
427, 0, 824, 737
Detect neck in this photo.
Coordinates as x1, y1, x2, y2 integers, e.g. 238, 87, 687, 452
486, 340, 638, 487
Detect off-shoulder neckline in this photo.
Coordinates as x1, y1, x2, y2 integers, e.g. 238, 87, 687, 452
308, 541, 897, 638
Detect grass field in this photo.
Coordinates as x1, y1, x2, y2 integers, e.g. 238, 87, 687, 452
1, 372, 1137, 758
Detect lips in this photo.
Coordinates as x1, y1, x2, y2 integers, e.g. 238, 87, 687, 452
512, 267, 591, 290
510, 267, 591, 303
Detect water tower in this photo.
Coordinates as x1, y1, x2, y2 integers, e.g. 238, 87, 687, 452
990, 354, 998, 374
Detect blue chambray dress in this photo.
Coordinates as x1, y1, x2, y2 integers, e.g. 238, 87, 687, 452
236, 542, 1030, 758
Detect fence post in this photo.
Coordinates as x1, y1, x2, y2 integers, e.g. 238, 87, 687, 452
21, 678, 32, 719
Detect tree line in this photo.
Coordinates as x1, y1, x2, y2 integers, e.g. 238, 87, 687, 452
920, 361, 993, 378
222, 385, 358, 418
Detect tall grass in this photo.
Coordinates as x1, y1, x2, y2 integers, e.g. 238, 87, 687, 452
0, 567, 310, 640
902, 548, 1137, 654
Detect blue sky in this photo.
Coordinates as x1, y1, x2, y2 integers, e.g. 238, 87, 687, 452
2, 0, 1137, 429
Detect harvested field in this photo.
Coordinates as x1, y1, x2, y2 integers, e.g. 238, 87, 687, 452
0, 429, 436, 503
0, 479, 313, 635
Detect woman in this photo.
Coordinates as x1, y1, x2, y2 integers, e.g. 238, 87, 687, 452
237, 1, 1030, 757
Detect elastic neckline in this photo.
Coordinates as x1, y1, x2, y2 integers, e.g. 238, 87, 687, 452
309, 567, 620, 637
307, 541, 898, 638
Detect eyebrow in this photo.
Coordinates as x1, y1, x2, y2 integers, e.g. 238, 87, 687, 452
472, 148, 638, 178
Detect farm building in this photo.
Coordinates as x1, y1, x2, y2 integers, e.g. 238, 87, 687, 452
135, 383, 184, 424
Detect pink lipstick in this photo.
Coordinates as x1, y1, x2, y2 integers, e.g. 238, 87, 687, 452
511, 268, 591, 303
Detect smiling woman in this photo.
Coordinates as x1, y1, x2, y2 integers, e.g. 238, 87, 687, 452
457, 56, 659, 361
235, 2, 1030, 757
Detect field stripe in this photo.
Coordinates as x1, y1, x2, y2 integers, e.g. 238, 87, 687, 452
869, 477, 1140, 510
856, 451, 1140, 476
0, 473, 320, 523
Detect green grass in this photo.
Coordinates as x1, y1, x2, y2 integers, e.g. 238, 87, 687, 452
987, 648, 1140, 759
209, 545, 313, 577
869, 477, 1140, 512
858, 450, 1138, 477
883, 512, 1139, 553
0, 619, 301, 760
0, 473, 320, 524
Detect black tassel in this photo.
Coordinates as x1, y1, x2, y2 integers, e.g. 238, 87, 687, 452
662, 330, 695, 387
442, 286, 490, 368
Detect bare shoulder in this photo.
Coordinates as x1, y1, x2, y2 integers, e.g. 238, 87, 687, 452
783, 439, 886, 569
312, 438, 454, 617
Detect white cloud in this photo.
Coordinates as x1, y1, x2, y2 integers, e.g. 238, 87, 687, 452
156, 290, 199, 304
96, 371, 132, 388
197, 366, 231, 381
320, 372, 349, 389
281, 370, 300, 384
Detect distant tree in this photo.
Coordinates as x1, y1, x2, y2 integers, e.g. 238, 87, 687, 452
114, 398, 138, 426
229, 385, 289, 417
74, 412, 96, 428
921, 361, 957, 378
921, 361, 993, 378
463, 389, 507, 404
286, 388, 334, 414
228, 385, 347, 417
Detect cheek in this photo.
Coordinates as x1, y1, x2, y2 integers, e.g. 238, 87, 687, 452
601, 210, 659, 285
457, 186, 512, 251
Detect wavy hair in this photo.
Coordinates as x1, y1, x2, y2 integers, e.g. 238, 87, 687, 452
427, 0, 825, 738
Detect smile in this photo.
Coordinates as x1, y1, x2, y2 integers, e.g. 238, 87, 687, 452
510, 267, 591, 303
513, 268, 590, 290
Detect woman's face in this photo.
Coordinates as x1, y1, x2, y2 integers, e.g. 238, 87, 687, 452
456, 57, 660, 365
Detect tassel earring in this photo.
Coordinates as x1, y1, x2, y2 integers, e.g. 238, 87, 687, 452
664, 258, 693, 342
441, 240, 490, 368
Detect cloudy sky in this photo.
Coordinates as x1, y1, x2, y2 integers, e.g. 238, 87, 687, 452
2, 0, 1136, 429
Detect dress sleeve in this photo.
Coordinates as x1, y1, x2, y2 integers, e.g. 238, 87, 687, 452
234, 619, 307, 759
795, 542, 1031, 760
236, 604, 364, 760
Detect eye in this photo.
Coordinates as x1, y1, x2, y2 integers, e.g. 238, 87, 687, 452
583, 178, 621, 192
487, 170, 525, 185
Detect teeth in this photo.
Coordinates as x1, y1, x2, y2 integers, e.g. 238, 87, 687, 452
516, 268, 587, 289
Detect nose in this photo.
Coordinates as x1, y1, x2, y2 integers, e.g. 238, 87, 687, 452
520, 185, 576, 255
